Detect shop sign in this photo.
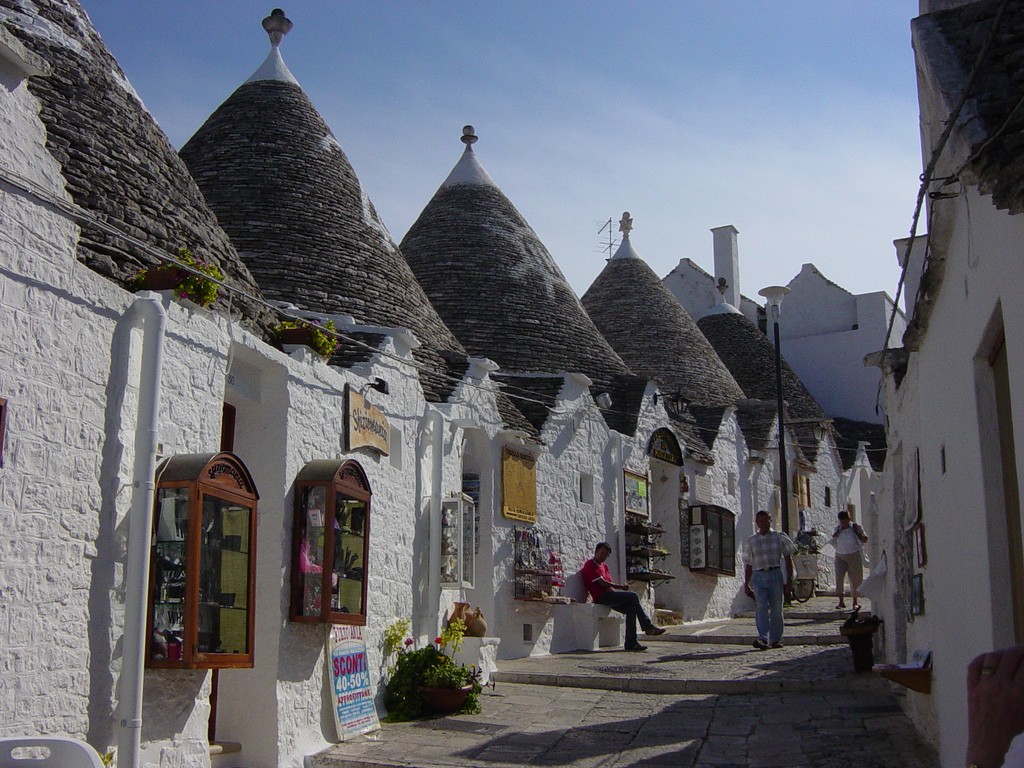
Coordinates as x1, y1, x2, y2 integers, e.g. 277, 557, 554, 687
328, 624, 379, 740
346, 388, 390, 455
647, 428, 682, 465
502, 447, 537, 523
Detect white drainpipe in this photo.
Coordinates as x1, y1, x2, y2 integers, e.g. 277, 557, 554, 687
116, 293, 166, 768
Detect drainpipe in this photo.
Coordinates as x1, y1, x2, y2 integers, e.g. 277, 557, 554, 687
117, 293, 166, 768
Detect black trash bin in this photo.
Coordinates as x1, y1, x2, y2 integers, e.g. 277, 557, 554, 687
839, 612, 882, 673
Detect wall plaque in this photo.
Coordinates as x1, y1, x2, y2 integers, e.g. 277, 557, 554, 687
502, 447, 537, 523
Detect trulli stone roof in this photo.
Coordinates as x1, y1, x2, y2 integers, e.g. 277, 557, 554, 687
400, 128, 634, 411
905, 0, 1024, 348
581, 216, 745, 411
915, 0, 1024, 215
177, 12, 476, 405
697, 311, 827, 462
831, 417, 887, 472
1, 0, 273, 330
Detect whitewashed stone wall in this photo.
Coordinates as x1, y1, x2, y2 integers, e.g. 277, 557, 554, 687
877, 184, 1024, 766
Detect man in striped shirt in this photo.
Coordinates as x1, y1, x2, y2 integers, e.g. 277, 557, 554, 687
742, 510, 796, 650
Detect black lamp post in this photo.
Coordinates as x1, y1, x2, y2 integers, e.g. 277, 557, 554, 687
759, 285, 791, 536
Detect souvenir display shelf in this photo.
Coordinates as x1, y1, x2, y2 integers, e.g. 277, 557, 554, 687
625, 513, 675, 583
512, 526, 570, 602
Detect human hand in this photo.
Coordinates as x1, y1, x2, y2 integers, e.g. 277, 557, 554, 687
967, 644, 1024, 768
744, 584, 754, 599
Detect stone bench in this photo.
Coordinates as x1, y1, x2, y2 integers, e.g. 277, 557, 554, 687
550, 601, 624, 652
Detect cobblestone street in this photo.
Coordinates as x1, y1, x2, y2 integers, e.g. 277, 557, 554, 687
314, 600, 940, 768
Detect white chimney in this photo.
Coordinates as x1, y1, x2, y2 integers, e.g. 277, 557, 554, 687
711, 225, 741, 309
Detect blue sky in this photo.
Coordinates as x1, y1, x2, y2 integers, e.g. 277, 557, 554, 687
84, 1, 923, 306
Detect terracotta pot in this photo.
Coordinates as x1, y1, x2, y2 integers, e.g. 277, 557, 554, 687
278, 327, 317, 347
140, 267, 183, 291
419, 684, 472, 714
465, 607, 488, 637
448, 602, 471, 627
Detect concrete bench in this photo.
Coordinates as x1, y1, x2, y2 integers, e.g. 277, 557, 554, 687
550, 601, 624, 652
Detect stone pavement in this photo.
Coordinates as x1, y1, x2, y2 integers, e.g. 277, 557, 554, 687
313, 598, 939, 768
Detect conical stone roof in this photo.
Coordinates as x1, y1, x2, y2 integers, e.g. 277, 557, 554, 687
400, 127, 633, 399
698, 311, 827, 460
178, 11, 470, 403
582, 214, 745, 410
1, 0, 272, 330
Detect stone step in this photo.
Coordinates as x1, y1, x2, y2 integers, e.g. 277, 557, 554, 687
648, 632, 848, 646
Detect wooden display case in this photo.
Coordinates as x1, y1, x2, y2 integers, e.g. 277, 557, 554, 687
147, 452, 259, 669
290, 459, 371, 626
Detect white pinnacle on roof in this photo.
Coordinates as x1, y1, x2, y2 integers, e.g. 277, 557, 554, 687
705, 276, 743, 315
440, 125, 497, 188
246, 8, 299, 85
609, 211, 641, 260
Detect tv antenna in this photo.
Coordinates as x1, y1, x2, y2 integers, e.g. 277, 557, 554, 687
597, 217, 618, 260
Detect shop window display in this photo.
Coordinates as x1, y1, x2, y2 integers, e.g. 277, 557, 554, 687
147, 452, 259, 669
439, 493, 475, 589
291, 460, 371, 625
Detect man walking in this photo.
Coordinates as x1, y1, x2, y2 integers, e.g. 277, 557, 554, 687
743, 510, 796, 650
832, 510, 869, 610
582, 542, 665, 651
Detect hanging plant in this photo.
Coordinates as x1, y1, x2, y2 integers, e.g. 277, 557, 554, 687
129, 247, 223, 308
273, 319, 339, 359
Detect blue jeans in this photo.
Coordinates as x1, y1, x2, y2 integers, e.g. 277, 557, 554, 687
596, 590, 654, 646
751, 568, 785, 644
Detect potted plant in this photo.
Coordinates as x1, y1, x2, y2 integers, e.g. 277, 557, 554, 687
382, 618, 481, 722
273, 319, 339, 359
129, 247, 224, 308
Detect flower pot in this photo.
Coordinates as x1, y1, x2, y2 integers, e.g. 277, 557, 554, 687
278, 327, 317, 347
139, 267, 183, 291
418, 684, 472, 714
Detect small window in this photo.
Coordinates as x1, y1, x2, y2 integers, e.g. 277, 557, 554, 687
824, 487, 832, 508
579, 472, 594, 505
685, 504, 735, 576
291, 460, 371, 625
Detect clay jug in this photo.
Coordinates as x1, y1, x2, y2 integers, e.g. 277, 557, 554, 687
465, 607, 488, 637
448, 601, 471, 628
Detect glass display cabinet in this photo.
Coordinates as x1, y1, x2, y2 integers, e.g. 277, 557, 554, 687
439, 493, 475, 589
290, 459, 371, 625
146, 452, 259, 669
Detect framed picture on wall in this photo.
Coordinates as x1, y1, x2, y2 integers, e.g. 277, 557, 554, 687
623, 470, 649, 517
911, 573, 925, 615
914, 523, 927, 568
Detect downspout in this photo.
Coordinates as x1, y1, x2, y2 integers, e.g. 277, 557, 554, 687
117, 293, 166, 768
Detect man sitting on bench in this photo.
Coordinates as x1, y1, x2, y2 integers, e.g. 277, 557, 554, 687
581, 541, 665, 652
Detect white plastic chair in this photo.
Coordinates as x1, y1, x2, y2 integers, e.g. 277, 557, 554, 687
0, 738, 104, 768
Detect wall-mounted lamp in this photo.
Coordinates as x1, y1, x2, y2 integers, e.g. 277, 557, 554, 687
595, 392, 612, 409
369, 377, 389, 395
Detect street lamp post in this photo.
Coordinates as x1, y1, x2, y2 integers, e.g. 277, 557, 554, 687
759, 285, 791, 536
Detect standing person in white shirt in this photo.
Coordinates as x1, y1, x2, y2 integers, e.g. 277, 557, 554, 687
832, 510, 868, 610
742, 510, 796, 650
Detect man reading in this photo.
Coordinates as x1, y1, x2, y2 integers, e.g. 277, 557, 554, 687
581, 541, 665, 651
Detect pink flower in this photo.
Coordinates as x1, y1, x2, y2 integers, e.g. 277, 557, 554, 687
404, 638, 414, 647
435, 637, 443, 645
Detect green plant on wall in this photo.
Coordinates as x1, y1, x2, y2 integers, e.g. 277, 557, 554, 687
129, 246, 224, 308
273, 319, 339, 359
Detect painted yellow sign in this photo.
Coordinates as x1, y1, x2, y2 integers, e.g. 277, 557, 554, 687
502, 447, 537, 523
